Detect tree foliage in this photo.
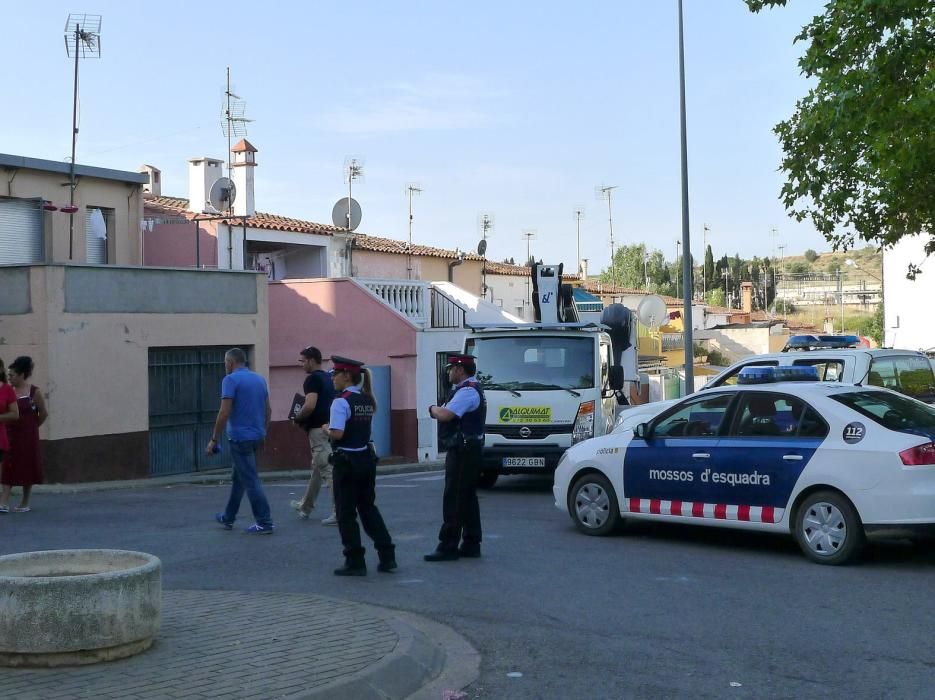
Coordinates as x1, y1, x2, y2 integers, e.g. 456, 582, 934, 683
804, 248, 819, 262
746, 0, 935, 258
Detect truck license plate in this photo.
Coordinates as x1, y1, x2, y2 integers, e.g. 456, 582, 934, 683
502, 457, 545, 468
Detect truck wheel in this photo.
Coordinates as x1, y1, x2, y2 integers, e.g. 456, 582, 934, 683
477, 471, 499, 489
794, 490, 865, 565
568, 473, 620, 536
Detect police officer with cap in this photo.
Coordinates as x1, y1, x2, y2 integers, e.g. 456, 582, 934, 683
425, 353, 487, 561
327, 356, 396, 576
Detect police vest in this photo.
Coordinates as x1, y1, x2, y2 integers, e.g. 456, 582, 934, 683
336, 390, 375, 450
440, 380, 487, 441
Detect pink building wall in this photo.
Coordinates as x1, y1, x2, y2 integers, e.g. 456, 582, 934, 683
143, 222, 218, 268
265, 278, 419, 466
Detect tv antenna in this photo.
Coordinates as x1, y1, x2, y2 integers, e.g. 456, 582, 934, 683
478, 213, 494, 297
222, 67, 253, 181
573, 207, 585, 277
406, 183, 422, 279
64, 12, 102, 260
596, 185, 619, 287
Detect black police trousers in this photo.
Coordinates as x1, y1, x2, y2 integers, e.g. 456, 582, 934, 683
332, 450, 394, 562
437, 439, 483, 551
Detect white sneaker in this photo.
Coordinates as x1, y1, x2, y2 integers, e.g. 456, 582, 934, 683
290, 500, 311, 520
321, 514, 337, 525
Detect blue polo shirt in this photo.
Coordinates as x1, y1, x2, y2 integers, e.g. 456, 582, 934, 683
221, 367, 269, 442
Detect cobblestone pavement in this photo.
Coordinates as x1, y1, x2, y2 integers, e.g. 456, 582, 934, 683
0, 590, 446, 700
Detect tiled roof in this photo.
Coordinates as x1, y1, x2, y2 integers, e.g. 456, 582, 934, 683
142, 195, 479, 259
231, 139, 257, 153
353, 235, 483, 260
484, 261, 532, 276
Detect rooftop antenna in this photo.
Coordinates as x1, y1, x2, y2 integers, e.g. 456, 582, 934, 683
596, 184, 619, 287
344, 157, 364, 228
478, 212, 493, 297
405, 183, 422, 280
522, 230, 536, 310
64, 12, 102, 260
222, 67, 253, 203
573, 207, 585, 277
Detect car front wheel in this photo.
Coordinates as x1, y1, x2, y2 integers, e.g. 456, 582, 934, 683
794, 490, 865, 565
569, 473, 620, 536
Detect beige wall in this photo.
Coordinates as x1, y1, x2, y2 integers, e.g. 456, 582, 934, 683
695, 327, 790, 363
1, 166, 144, 265
420, 258, 483, 295
352, 250, 483, 295
0, 266, 268, 441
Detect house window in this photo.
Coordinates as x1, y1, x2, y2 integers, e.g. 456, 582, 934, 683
86, 207, 114, 264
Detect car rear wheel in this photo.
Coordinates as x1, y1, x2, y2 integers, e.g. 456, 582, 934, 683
477, 470, 499, 489
569, 473, 620, 536
794, 490, 865, 565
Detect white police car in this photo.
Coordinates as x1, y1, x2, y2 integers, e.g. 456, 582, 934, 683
554, 366, 935, 565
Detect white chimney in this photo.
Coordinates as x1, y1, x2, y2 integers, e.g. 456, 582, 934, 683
581, 258, 589, 279
231, 139, 257, 217
139, 164, 161, 197
188, 157, 225, 213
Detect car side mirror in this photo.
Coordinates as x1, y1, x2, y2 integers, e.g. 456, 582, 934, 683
634, 423, 649, 440
609, 365, 624, 391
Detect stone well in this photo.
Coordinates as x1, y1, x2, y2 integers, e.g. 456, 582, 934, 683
0, 549, 162, 667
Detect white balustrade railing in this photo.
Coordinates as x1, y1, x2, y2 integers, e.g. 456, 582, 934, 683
358, 279, 429, 325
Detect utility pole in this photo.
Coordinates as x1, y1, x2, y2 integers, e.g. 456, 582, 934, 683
722, 268, 731, 308
596, 185, 619, 287
406, 184, 422, 280
777, 243, 785, 315
523, 230, 536, 314
574, 208, 584, 277
702, 224, 709, 301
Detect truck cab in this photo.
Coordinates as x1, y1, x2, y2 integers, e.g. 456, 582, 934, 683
458, 263, 636, 487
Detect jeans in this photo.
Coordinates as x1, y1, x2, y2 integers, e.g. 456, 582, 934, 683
222, 439, 273, 528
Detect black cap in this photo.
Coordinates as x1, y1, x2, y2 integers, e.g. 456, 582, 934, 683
445, 353, 476, 370
331, 355, 365, 372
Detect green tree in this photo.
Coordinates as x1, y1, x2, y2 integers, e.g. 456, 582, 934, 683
865, 301, 885, 346
599, 244, 647, 288
647, 249, 671, 290
746, 0, 935, 259
706, 288, 726, 308
704, 244, 716, 292
804, 249, 819, 263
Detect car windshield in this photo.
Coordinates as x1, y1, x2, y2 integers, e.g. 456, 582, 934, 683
830, 390, 935, 437
465, 336, 595, 390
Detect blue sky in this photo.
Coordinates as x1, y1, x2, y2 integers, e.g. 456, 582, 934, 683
4, 1, 830, 271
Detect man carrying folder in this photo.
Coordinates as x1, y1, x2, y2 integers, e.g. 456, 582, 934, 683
290, 346, 337, 524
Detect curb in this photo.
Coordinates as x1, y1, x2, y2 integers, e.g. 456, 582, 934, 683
33, 461, 445, 494
300, 602, 480, 700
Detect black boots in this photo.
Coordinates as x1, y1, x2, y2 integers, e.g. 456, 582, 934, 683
377, 547, 397, 573
333, 556, 366, 576
457, 543, 481, 558
424, 547, 460, 562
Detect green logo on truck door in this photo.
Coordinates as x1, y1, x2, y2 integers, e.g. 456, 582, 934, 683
498, 406, 552, 423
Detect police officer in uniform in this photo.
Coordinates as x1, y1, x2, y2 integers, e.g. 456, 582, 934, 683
425, 353, 487, 561
327, 356, 396, 576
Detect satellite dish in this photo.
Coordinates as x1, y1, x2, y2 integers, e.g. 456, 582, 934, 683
208, 177, 237, 212
477, 239, 488, 256
637, 294, 668, 328
332, 197, 362, 231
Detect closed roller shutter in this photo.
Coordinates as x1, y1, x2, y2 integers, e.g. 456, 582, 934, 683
85, 207, 108, 264
0, 197, 43, 265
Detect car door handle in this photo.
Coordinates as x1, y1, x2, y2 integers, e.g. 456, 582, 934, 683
692, 452, 710, 459
783, 454, 803, 461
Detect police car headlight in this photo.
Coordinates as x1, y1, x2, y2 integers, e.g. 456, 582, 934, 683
572, 400, 595, 444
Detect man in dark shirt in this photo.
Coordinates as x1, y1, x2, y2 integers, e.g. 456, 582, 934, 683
290, 346, 337, 523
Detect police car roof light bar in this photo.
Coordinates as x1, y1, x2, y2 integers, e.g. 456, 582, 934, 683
782, 334, 861, 352
737, 365, 821, 385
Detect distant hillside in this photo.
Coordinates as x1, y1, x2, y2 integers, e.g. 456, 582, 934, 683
780, 245, 881, 281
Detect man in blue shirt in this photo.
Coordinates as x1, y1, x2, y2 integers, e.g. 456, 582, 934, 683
209, 347, 274, 534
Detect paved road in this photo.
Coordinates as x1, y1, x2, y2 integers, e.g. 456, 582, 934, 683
3, 471, 934, 699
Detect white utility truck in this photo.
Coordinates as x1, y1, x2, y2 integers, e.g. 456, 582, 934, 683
463, 263, 638, 487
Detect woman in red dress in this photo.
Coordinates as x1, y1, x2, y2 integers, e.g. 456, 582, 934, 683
0, 356, 48, 513
0, 358, 21, 514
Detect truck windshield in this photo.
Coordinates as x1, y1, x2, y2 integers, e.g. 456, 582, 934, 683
465, 336, 595, 390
